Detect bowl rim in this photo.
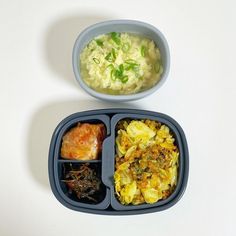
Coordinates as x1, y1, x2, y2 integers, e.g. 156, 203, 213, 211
72, 19, 170, 101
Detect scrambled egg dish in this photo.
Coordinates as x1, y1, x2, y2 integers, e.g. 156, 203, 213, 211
114, 119, 179, 205
80, 32, 163, 95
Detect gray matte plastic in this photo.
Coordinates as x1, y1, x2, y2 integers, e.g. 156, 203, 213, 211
109, 114, 185, 210
48, 109, 189, 215
52, 115, 110, 210
72, 20, 170, 102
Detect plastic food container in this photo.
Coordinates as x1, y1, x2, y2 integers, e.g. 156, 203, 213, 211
48, 109, 189, 215
72, 20, 170, 102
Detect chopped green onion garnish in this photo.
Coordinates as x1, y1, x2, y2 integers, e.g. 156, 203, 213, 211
112, 48, 117, 60
93, 57, 100, 64
110, 69, 116, 81
141, 45, 147, 57
114, 69, 122, 79
124, 59, 139, 71
105, 49, 117, 62
110, 64, 128, 83
120, 75, 128, 83
106, 64, 114, 70
125, 59, 138, 65
95, 39, 104, 47
110, 32, 121, 45
122, 43, 130, 52
105, 53, 113, 62
118, 64, 124, 73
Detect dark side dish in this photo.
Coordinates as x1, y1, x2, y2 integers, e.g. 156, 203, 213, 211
62, 163, 102, 203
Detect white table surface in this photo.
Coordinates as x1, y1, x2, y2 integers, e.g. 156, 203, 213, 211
1, 0, 235, 235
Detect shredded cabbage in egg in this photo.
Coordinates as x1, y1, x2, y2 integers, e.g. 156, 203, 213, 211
114, 120, 179, 205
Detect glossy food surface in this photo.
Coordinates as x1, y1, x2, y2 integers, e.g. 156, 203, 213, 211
61, 123, 106, 160
114, 119, 179, 205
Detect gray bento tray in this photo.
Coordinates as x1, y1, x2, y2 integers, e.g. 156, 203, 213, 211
48, 109, 189, 215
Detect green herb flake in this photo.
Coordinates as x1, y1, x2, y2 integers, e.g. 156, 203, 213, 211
110, 64, 128, 83
112, 48, 117, 60
93, 57, 100, 64
125, 59, 138, 65
110, 69, 116, 81
110, 32, 121, 45
124, 59, 139, 71
114, 69, 122, 79
105, 49, 117, 62
141, 45, 147, 57
118, 64, 124, 74
95, 39, 104, 47
106, 64, 114, 70
105, 53, 113, 62
121, 75, 128, 83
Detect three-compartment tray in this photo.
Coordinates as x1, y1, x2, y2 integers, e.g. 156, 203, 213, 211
48, 109, 189, 215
